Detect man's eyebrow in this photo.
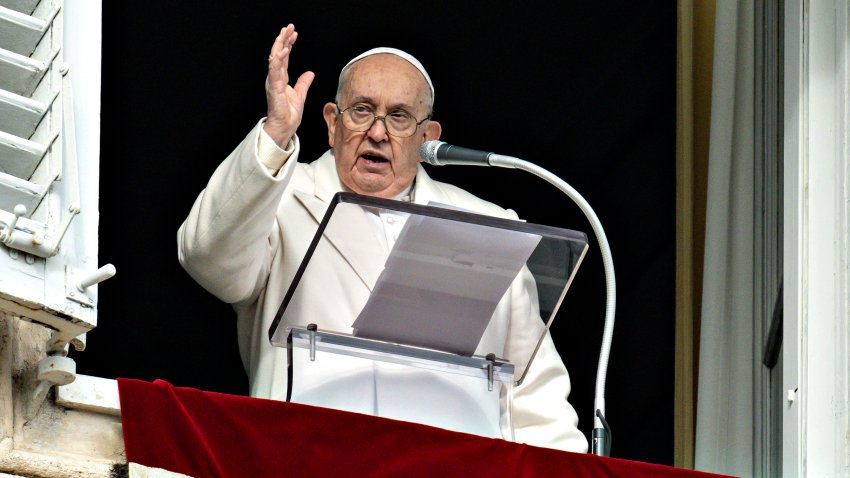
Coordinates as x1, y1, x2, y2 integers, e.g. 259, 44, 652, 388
348, 96, 417, 112
348, 96, 376, 106
390, 102, 417, 113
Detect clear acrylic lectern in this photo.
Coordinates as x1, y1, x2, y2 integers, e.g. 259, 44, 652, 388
268, 192, 588, 440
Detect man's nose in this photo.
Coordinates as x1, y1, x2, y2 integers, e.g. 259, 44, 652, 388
366, 117, 389, 142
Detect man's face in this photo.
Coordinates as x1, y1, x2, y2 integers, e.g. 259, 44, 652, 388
323, 54, 441, 199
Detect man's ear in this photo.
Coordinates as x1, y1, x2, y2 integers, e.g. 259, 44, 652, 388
423, 120, 441, 142
322, 102, 338, 147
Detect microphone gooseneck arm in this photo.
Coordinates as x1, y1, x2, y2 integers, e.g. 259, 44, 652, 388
420, 141, 616, 457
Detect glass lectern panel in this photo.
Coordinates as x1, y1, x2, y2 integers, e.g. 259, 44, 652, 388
286, 326, 514, 438
269, 192, 588, 384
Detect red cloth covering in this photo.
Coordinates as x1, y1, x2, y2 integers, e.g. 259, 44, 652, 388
118, 378, 732, 478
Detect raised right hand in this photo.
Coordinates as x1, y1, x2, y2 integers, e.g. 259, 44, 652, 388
264, 24, 315, 147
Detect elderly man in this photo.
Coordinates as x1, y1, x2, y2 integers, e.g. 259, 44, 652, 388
178, 24, 587, 453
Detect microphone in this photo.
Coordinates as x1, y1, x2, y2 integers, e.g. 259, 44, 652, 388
419, 140, 517, 167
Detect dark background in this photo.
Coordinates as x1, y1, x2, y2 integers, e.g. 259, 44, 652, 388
74, 1, 675, 465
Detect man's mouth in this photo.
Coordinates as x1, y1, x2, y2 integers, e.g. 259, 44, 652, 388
360, 153, 389, 164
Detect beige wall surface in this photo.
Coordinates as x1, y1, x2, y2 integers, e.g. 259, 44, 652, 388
0, 313, 124, 478
675, 0, 714, 470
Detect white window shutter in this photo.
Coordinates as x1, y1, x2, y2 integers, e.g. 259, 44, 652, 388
0, 0, 106, 351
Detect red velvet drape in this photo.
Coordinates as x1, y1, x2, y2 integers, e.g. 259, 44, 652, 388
118, 378, 732, 478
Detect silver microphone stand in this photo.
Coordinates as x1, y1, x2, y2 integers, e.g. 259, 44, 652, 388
421, 142, 616, 457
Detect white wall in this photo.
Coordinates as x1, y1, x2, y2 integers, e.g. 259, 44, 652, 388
783, 0, 850, 476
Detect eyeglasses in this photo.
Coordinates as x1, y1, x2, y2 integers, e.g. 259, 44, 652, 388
336, 103, 431, 138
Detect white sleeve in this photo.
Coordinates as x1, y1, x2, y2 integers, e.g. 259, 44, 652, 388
508, 268, 589, 453
177, 119, 301, 304
257, 124, 296, 174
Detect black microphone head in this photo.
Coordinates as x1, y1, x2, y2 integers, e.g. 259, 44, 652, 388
419, 140, 446, 165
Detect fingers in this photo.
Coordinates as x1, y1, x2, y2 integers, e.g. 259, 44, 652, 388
268, 24, 296, 67
267, 25, 298, 93
268, 25, 294, 58
281, 30, 297, 71
263, 25, 311, 144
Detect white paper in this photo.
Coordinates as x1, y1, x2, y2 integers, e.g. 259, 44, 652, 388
352, 209, 541, 355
